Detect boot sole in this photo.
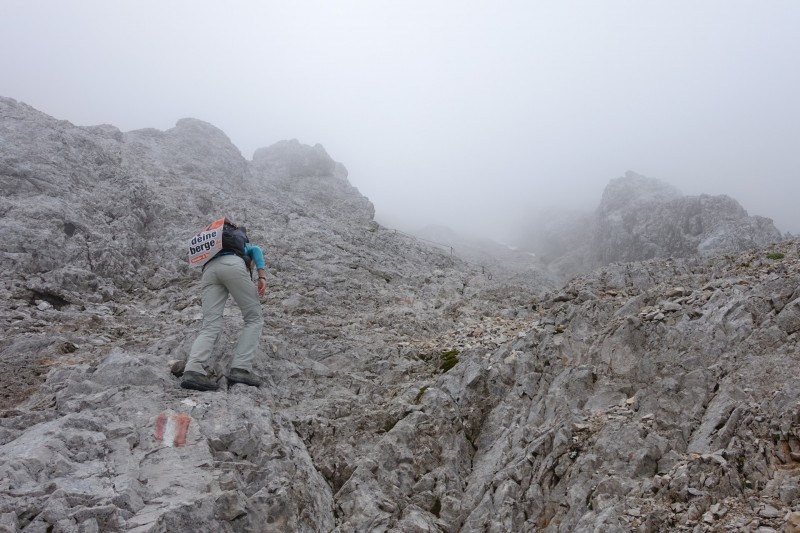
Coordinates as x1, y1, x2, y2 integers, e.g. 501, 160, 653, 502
227, 377, 261, 387
180, 380, 219, 391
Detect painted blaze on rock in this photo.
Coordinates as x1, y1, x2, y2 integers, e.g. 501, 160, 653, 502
154, 412, 192, 448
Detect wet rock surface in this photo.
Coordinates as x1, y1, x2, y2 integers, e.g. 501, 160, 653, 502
2, 96, 800, 532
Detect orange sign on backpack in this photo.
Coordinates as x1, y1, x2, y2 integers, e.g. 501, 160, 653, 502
188, 218, 224, 267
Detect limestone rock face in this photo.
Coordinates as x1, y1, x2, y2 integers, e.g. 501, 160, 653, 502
252, 139, 338, 180
594, 172, 782, 264
251, 139, 374, 223
598, 171, 683, 212
2, 97, 800, 532
521, 171, 783, 281
124, 117, 251, 187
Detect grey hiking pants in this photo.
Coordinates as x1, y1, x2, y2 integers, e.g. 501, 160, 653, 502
185, 255, 263, 375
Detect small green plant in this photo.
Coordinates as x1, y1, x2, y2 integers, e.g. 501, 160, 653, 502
414, 385, 429, 403
554, 325, 565, 334
440, 349, 459, 372
766, 252, 785, 260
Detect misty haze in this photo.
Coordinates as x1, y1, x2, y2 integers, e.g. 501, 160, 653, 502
2, 1, 798, 243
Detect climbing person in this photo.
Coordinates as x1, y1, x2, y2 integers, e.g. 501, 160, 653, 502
181, 217, 267, 391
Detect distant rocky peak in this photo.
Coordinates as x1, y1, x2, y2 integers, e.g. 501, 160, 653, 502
598, 170, 682, 214
251, 139, 339, 181
517, 170, 783, 282
172, 118, 237, 145
592, 171, 782, 265
125, 117, 241, 155
249, 139, 372, 222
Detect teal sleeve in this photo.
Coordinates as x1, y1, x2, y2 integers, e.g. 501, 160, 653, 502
246, 245, 266, 270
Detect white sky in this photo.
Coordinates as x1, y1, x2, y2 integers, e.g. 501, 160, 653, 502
2, 1, 799, 239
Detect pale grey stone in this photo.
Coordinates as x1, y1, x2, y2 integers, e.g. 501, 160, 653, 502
77, 519, 99, 533
759, 504, 782, 518
0, 513, 18, 533
776, 297, 800, 334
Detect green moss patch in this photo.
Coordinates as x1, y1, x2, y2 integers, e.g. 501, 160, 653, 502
440, 349, 459, 372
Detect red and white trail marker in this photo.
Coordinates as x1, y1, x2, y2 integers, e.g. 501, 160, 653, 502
154, 412, 192, 448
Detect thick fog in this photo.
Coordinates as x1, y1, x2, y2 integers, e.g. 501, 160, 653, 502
2, 1, 799, 239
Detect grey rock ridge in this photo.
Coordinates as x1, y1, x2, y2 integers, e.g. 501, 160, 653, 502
2, 96, 800, 532
520, 171, 783, 282
594, 172, 783, 264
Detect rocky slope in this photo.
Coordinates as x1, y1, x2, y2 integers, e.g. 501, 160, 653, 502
2, 97, 800, 532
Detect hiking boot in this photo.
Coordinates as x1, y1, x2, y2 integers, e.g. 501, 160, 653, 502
180, 371, 219, 391
228, 368, 262, 387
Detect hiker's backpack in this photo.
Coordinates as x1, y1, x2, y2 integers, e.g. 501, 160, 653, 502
188, 218, 250, 268
221, 221, 248, 258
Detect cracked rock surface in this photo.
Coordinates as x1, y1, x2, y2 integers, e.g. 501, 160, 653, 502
2, 96, 800, 532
